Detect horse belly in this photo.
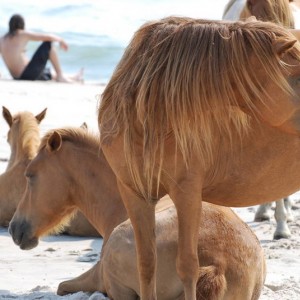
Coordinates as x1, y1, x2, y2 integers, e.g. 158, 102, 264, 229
203, 168, 300, 207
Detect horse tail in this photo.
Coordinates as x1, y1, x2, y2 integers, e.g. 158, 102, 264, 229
196, 266, 227, 300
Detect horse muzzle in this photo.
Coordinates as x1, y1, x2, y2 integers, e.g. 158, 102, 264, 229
9, 219, 39, 250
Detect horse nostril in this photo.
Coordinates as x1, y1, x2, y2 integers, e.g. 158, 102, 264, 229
8, 218, 38, 250
8, 220, 15, 236
8, 219, 28, 246
9, 221, 20, 244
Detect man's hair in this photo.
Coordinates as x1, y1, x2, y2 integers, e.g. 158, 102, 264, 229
6, 14, 25, 37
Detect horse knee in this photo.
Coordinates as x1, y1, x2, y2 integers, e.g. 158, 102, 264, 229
176, 253, 199, 285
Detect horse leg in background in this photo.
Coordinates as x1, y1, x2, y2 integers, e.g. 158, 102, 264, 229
117, 180, 157, 300
254, 202, 273, 221
274, 199, 291, 240
284, 197, 294, 222
169, 179, 202, 300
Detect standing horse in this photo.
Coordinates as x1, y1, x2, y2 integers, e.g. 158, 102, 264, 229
0, 106, 99, 237
223, 0, 299, 239
223, 0, 298, 27
98, 17, 300, 299
9, 127, 266, 300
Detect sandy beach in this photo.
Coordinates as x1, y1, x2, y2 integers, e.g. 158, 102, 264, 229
0, 79, 300, 299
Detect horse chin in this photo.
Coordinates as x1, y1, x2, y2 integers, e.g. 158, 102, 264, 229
19, 237, 39, 250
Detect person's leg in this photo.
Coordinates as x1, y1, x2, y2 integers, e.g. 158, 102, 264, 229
20, 41, 83, 83
48, 44, 64, 81
19, 42, 51, 80
37, 67, 52, 80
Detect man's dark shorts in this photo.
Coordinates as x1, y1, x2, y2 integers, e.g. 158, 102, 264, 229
18, 41, 52, 81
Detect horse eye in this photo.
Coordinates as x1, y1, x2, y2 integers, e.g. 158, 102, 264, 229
289, 76, 300, 88
25, 172, 35, 179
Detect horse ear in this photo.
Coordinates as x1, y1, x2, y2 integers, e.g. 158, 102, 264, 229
80, 122, 88, 130
47, 131, 62, 152
247, 0, 256, 4
35, 108, 47, 124
246, 0, 258, 11
273, 38, 297, 57
2, 106, 13, 127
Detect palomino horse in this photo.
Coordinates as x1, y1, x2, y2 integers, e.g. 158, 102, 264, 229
9, 127, 266, 299
0, 106, 46, 226
223, 0, 300, 239
0, 106, 99, 237
98, 17, 300, 299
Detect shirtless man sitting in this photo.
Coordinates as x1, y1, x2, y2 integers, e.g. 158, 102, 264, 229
0, 14, 83, 83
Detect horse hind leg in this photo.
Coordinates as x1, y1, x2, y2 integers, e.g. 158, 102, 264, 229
273, 199, 291, 240
284, 197, 294, 222
254, 202, 272, 221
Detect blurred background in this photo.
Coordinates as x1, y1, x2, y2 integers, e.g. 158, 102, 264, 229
0, 0, 229, 84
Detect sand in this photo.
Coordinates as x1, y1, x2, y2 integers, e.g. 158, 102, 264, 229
0, 79, 299, 299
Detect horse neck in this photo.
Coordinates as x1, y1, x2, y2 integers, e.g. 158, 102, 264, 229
0, 165, 27, 226
64, 144, 128, 239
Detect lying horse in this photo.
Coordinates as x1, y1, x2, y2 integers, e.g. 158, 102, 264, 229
9, 127, 266, 300
98, 17, 300, 299
223, 0, 299, 239
0, 106, 98, 237
0, 106, 46, 226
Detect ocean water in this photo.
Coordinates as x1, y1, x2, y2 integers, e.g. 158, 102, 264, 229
0, 0, 229, 83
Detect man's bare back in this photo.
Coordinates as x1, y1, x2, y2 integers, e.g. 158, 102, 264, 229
0, 32, 31, 78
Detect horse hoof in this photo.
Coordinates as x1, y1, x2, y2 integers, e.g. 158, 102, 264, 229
254, 214, 270, 222
273, 232, 291, 240
287, 214, 294, 222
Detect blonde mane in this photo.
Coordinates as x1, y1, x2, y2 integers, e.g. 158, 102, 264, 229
98, 17, 300, 199
15, 112, 41, 160
239, 0, 295, 28
39, 127, 100, 153
42, 211, 77, 237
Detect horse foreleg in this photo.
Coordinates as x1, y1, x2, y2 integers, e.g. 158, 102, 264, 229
169, 182, 202, 300
274, 199, 291, 240
57, 262, 102, 295
117, 180, 157, 300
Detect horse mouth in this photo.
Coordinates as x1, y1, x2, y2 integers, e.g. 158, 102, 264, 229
9, 219, 39, 250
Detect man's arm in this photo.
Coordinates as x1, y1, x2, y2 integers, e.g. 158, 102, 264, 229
22, 30, 68, 51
